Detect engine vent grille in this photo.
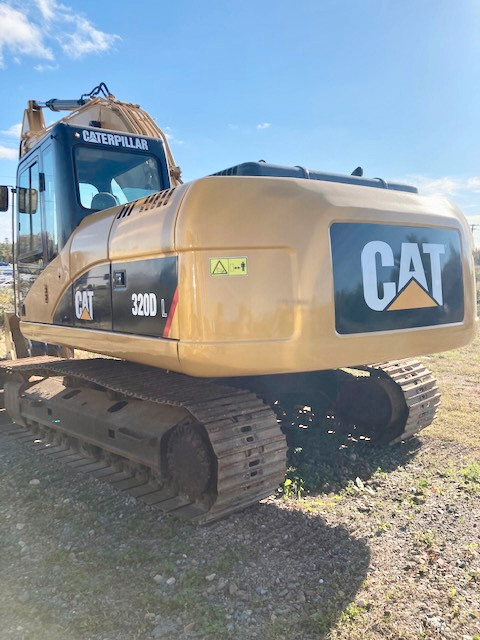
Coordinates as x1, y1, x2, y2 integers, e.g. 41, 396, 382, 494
116, 189, 176, 219
139, 189, 175, 212
116, 202, 136, 219
211, 166, 238, 177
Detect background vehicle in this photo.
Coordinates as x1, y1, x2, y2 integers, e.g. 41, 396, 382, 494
0, 84, 476, 522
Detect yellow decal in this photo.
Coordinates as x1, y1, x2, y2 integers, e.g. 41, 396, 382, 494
210, 257, 248, 276
387, 279, 438, 311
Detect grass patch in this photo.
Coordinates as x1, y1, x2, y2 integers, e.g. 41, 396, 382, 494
423, 327, 480, 450
210, 546, 246, 573
414, 530, 437, 548
339, 601, 366, 624
459, 462, 480, 490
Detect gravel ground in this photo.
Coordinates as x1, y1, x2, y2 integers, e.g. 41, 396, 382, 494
1, 406, 479, 640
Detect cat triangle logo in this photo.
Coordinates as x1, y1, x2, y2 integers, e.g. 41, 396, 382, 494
80, 306, 92, 320
75, 290, 94, 321
386, 279, 438, 311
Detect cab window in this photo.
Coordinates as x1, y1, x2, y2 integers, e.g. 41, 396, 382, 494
17, 161, 43, 265
42, 145, 59, 259
74, 146, 162, 210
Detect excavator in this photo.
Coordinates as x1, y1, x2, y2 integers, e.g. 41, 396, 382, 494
0, 83, 476, 522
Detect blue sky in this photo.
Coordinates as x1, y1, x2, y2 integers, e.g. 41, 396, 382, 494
1, 0, 479, 245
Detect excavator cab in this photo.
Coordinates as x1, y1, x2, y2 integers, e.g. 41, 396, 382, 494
11, 121, 171, 310
0, 84, 180, 358
16, 122, 170, 255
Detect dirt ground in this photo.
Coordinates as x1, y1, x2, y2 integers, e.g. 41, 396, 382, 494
0, 335, 479, 639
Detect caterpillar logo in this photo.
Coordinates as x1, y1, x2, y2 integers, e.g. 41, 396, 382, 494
330, 223, 464, 335
361, 241, 444, 311
75, 290, 94, 321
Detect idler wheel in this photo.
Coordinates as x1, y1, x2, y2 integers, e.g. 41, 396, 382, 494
335, 375, 408, 442
166, 422, 215, 502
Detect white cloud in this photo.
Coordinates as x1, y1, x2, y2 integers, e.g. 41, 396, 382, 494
465, 177, 480, 192
414, 176, 464, 196
403, 174, 480, 198
256, 122, 271, 130
163, 126, 184, 145
404, 174, 480, 247
0, 3, 53, 67
0, 145, 17, 160
34, 62, 59, 72
0, 123, 21, 137
0, 1, 119, 68
36, 0, 55, 20
58, 16, 120, 59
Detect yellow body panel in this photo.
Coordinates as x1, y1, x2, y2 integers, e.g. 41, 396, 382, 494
20, 176, 477, 377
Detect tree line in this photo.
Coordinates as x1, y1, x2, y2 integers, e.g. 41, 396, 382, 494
0, 238, 12, 263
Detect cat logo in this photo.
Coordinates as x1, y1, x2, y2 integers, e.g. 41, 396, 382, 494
361, 241, 444, 312
75, 290, 94, 321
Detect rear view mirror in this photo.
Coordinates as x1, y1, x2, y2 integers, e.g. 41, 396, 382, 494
18, 187, 38, 214
0, 186, 8, 212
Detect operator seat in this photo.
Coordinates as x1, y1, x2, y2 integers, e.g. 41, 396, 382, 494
91, 192, 119, 211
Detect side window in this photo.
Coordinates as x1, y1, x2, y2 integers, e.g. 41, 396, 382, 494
78, 182, 98, 208
42, 146, 58, 259
18, 161, 43, 265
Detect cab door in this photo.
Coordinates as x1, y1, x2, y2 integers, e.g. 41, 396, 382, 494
16, 156, 45, 313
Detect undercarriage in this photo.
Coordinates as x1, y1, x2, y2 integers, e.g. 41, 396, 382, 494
0, 356, 440, 523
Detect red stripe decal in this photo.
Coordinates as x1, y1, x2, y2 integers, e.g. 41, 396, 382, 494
163, 287, 178, 338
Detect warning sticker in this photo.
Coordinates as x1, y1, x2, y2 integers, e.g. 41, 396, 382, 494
210, 257, 248, 276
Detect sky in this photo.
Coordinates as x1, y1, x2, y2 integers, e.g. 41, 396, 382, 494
0, 0, 479, 246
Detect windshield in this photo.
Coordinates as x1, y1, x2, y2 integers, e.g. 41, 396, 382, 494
74, 145, 162, 210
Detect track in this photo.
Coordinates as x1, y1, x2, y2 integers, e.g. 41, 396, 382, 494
336, 359, 440, 444
0, 357, 287, 523
364, 359, 440, 443
0, 356, 439, 523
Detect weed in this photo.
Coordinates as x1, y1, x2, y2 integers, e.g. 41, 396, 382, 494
182, 569, 204, 588
344, 479, 358, 496
211, 546, 245, 573
460, 462, 480, 489
44, 548, 71, 565
267, 618, 296, 639
281, 469, 305, 498
415, 530, 436, 548
376, 520, 391, 533
448, 587, 457, 604
197, 604, 230, 637
302, 611, 331, 635
339, 602, 366, 624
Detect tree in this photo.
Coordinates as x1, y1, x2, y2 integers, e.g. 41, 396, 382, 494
0, 238, 12, 263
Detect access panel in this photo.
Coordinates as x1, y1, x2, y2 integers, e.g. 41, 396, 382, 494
112, 257, 178, 338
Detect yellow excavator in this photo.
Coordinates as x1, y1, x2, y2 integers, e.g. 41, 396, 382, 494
0, 83, 476, 522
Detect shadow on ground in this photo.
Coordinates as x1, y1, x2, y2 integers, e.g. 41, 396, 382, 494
282, 411, 422, 495
0, 413, 371, 640
221, 500, 371, 640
